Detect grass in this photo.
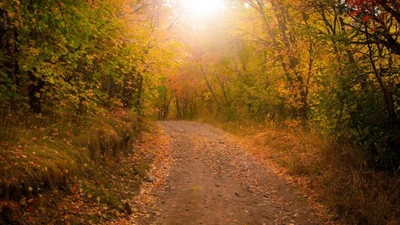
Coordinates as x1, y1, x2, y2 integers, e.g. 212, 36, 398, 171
202, 117, 400, 225
322, 144, 400, 225
0, 109, 156, 224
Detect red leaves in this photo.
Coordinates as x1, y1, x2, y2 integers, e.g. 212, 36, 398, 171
349, 10, 359, 17
347, 0, 379, 16
362, 15, 372, 22
347, 0, 378, 22
348, 0, 378, 7
70, 184, 81, 200
71, 185, 77, 193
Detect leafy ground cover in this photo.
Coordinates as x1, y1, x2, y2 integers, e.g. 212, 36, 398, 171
135, 121, 323, 225
2, 115, 399, 225
203, 119, 400, 225
0, 110, 163, 224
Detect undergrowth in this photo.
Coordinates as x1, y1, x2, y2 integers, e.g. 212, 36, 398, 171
202, 117, 400, 225
0, 109, 156, 224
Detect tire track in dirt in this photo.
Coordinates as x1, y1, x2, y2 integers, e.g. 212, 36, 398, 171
138, 121, 322, 225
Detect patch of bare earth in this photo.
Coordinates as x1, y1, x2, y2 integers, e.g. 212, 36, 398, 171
133, 121, 324, 225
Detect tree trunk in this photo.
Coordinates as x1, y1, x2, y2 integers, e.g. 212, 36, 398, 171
175, 97, 182, 118
28, 71, 44, 113
365, 30, 400, 155
134, 74, 144, 115
205, 75, 220, 111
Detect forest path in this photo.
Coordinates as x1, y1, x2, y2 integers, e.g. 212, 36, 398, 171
136, 121, 322, 225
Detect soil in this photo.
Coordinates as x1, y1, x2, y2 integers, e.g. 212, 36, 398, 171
134, 121, 323, 225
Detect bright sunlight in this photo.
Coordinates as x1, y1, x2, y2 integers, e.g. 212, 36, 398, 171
181, 0, 224, 16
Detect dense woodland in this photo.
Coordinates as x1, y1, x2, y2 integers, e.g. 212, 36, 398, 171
1, 0, 400, 224
164, 0, 400, 171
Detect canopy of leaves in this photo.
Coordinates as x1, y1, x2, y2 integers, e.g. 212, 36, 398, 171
0, 0, 181, 118
160, 0, 400, 171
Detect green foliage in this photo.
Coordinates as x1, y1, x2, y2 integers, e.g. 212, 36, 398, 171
165, 0, 400, 171
1, 0, 400, 223
0, 0, 179, 117
0, 0, 180, 222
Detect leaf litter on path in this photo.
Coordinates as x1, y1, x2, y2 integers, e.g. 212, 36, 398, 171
132, 121, 326, 225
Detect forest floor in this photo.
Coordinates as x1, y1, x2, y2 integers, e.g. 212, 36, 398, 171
130, 121, 327, 225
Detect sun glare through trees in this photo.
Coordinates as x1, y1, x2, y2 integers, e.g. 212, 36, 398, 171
180, 0, 225, 17
1, 0, 400, 224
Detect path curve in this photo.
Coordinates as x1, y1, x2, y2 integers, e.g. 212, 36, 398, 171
139, 121, 322, 225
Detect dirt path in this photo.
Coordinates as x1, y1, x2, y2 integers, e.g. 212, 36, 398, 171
136, 121, 322, 225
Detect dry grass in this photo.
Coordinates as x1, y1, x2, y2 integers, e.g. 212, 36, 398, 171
322, 144, 400, 225
0, 110, 137, 199
206, 118, 400, 225
0, 109, 156, 224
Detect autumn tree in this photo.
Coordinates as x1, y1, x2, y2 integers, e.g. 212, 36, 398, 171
0, 0, 180, 120
163, 0, 400, 169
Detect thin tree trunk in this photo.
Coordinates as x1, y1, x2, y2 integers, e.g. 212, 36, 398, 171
365, 28, 400, 152
135, 74, 144, 115
205, 75, 220, 111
